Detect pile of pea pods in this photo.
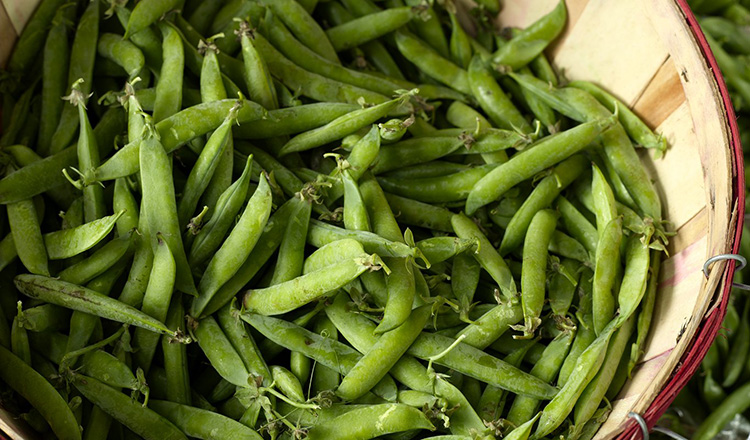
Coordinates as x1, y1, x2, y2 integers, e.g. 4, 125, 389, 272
0, 0, 672, 439
650, 2, 750, 439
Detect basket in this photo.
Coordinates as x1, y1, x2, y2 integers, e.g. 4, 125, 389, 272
0, 0, 744, 439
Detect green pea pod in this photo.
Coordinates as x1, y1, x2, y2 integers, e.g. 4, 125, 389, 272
383, 193, 453, 233
305, 403, 433, 440
468, 54, 532, 133
239, 20, 278, 111
491, 0, 566, 69
152, 24, 184, 123
44, 210, 124, 260
615, 235, 651, 326
557, 196, 598, 255
134, 235, 176, 373
372, 137, 467, 175
49, 0, 98, 155
466, 115, 616, 215
234, 103, 359, 139
80, 350, 138, 391
456, 301, 524, 350
125, 0, 181, 39
452, 213, 517, 301
14, 275, 182, 339
38, 5, 71, 154
549, 231, 590, 263
628, 251, 661, 375
244, 254, 378, 316
96, 99, 266, 182
194, 316, 250, 388
0, 344, 80, 440
396, 31, 470, 95
378, 164, 499, 204
271, 365, 306, 402
114, 5, 163, 70
258, 0, 339, 63
312, 316, 341, 394
326, 125, 382, 202
280, 96, 405, 156
342, 170, 372, 231
193, 174, 272, 316
8, 197, 48, 275
307, 220, 418, 260
4, 0, 67, 80
701, 371, 728, 411
328, 7, 415, 52
97, 33, 145, 79
11, 313, 31, 366
74, 374, 186, 440
149, 400, 262, 440
217, 303, 271, 385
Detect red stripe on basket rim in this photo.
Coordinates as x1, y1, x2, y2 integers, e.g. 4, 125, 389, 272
616, 1, 746, 439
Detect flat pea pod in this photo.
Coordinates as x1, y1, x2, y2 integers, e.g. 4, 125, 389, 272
73, 374, 186, 440
306, 404, 434, 440
233, 103, 359, 139
95, 99, 266, 182
7, 197, 48, 275
97, 33, 145, 80
193, 174, 272, 316
14, 275, 182, 340
491, 0, 566, 69
44, 210, 124, 260
466, 115, 616, 215
125, 0, 181, 39
339, 305, 431, 401
38, 5, 71, 154
327, 7, 415, 52
279, 95, 405, 156
452, 213, 517, 301
194, 317, 250, 388
243, 254, 378, 316
0, 343, 80, 440
395, 31, 471, 95
568, 80, 666, 154
468, 54, 532, 133
257, 0, 339, 63
500, 155, 587, 255
152, 24, 184, 123
378, 164, 499, 203
49, 0, 98, 155
149, 400, 262, 440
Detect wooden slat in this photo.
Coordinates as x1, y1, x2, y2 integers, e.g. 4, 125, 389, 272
0, 0, 37, 34
0, 1, 17, 69
633, 57, 687, 129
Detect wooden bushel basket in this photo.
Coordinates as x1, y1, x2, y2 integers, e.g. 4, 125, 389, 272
0, 0, 744, 439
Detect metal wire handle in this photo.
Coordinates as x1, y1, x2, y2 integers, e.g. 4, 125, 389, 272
628, 412, 688, 440
703, 253, 750, 291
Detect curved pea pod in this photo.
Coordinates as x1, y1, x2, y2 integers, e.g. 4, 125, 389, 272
568, 80, 666, 155
152, 24, 184, 123
58, 232, 134, 286
114, 5, 162, 70
8, 197, 48, 275
234, 103, 359, 139
306, 403, 434, 440
303, 240, 366, 275
192, 174, 272, 317
342, 169, 371, 231
14, 275, 183, 340
97, 33, 145, 79
615, 235, 651, 326
455, 301, 524, 350
500, 155, 587, 256
38, 5, 71, 154
452, 213, 517, 301
378, 164, 499, 204
17, 304, 69, 333
591, 216, 621, 336
80, 350, 139, 391
549, 231, 590, 263
244, 254, 382, 316
549, 258, 580, 318
4, 0, 67, 79
258, 0, 339, 63
408, 333, 558, 400
149, 400, 262, 440
279, 95, 406, 156
557, 196, 598, 255
271, 365, 306, 403
466, 115, 616, 215
468, 54, 532, 134
73, 374, 187, 440
307, 220, 419, 260
161, 298, 190, 405
238, 21, 278, 111
628, 251, 661, 376
533, 321, 617, 439
395, 30, 470, 95
95, 99, 266, 182
0, 344, 80, 440
383, 193, 453, 233
125, 0, 181, 39
339, 305, 431, 401
491, 0, 566, 69
416, 237, 477, 265
44, 210, 124, 260
217, 303, 271, 384
194, 317, 250, 388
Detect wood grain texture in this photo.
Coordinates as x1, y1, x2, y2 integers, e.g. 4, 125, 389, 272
0, 2, 17, 69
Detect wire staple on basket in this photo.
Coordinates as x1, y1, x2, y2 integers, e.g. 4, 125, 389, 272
703, 254, 750, 291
